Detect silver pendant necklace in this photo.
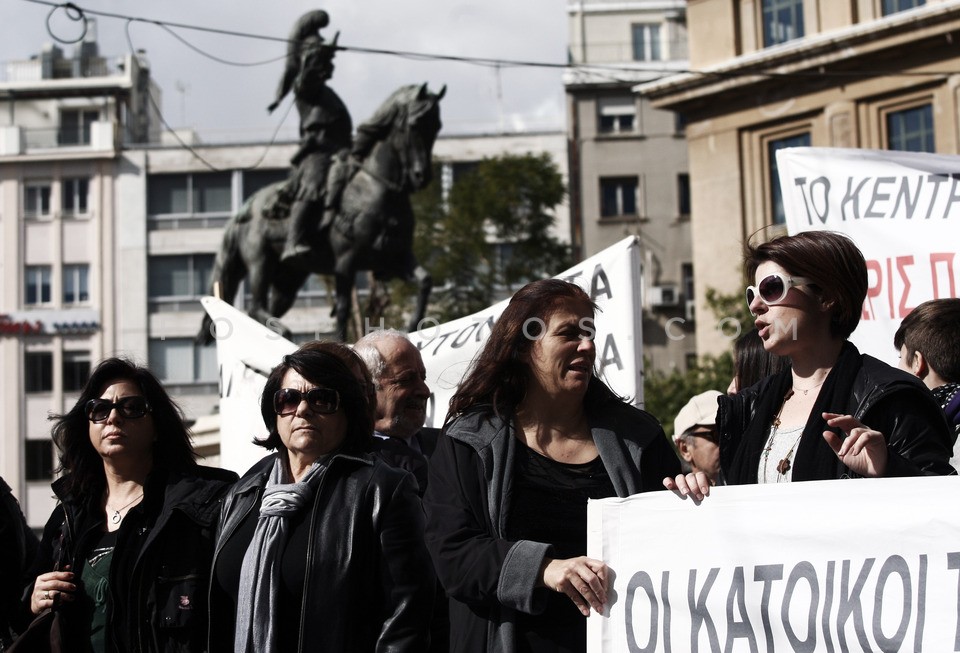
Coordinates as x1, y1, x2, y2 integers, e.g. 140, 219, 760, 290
108, 492, 144, 524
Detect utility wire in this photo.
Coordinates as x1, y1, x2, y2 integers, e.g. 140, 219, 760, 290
123, 19, 294, 171
23, 0, 960, 82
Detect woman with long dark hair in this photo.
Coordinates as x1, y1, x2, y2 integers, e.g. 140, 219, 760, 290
23, 357, 237, 653
423, 279, 680, 653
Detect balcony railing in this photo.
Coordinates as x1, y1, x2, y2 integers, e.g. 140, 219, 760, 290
1, 122, 116, 155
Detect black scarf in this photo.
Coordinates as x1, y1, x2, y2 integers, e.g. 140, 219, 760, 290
728, 342, 864, 484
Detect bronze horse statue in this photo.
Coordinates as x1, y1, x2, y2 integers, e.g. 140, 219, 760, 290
198, 83, 444, 343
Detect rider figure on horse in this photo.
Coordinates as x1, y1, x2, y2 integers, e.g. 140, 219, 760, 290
271, 11, 354, 267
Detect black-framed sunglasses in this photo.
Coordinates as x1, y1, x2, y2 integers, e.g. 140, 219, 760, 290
745, 273, 812, 314
86, 396, 151, 423
273, 387, 340, 416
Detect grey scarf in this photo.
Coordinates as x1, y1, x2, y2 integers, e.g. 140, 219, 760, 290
234, 455, 327, 653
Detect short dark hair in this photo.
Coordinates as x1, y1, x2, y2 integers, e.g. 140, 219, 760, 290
447, 278, 619, 421
50, 357, 197, 498
257, 344, 373, 455
301, 340, 377, 422
894, 298, 960, 383
745, 231, 867, 339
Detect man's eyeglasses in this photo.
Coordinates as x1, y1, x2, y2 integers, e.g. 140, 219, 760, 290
86, 397, 151, 423
273, 387, 340, 416
686, 428, 718, 444
745, 273, 812, 314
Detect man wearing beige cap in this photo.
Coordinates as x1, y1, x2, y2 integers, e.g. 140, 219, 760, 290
673, 390, 724, 485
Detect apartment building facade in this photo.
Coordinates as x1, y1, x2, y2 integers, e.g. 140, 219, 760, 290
0, 38, 160, 525
642, 0, 960, 356
565, 0, 697, 373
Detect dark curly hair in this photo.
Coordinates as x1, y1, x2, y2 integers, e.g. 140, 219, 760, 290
745, 230, 867, 340
50, 357, 197, 499
446, 278, 620, 423
256, 344, 373, 455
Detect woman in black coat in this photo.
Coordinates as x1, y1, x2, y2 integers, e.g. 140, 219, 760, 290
208, 343, 434, 653
22, 357, 236, 653
423, 279, 680, 653
667, 231, 953, 500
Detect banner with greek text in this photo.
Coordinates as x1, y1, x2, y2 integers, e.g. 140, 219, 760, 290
587, 477, 960, 652
204, 236, 644, 474
201, 295, 298, 474
777, 147, 960, 365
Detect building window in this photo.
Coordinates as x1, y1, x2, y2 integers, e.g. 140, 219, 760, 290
674, 112, 687, 135
24, 183, 52, 218
63, 351, 91, 392
883, 0, 925, 15
149, 338, 218, 384
887, 104, 934, 153
762, 0, 804, 47
768, 132, 811, 225
677, 173, 691, 217
632, 23, 662, 61
60, 108, 99, 146
148, 173, 232, 215
600, 177, 638, 218
25, 265, 52, 306
25, 352, 53, 393
243, 169, 289, 201
597, 97, 635, 135
24, 440, 54, 481
63, 264, 90, 305
148, 254, 214, 302
681, 263, 695, 300
62, 177, 90, 216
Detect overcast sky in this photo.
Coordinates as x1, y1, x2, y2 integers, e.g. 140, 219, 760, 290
1, 0, 570, 142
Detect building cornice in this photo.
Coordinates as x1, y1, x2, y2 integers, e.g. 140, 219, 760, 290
567, 0, 685, 15
636, 3, 960, 111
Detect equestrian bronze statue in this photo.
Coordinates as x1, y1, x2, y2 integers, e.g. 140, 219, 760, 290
198, 11, 444, 343
197, 82, 444, 344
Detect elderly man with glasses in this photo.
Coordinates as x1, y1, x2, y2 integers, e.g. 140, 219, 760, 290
673, 390, 724, 485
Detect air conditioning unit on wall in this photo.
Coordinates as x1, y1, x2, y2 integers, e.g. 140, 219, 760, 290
648, 284, 679, 308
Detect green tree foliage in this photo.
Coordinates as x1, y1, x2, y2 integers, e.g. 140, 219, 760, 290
384, 153, 571, 325
642, 352, 734, 439
641, 286, 749, 438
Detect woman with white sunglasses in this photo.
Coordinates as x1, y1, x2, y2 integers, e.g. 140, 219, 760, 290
666, 230, 954, 499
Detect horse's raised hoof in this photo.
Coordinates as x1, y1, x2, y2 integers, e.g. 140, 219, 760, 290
280, 244, 313, 269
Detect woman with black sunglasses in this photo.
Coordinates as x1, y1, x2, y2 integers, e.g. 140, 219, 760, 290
208, 342, 434, 653
667, 230, 954, 499
20, 357, 237, 653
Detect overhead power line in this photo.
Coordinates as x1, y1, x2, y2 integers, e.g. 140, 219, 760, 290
21, 0, 960, 84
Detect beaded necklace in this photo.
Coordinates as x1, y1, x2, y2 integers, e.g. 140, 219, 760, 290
761, 389, 805, 482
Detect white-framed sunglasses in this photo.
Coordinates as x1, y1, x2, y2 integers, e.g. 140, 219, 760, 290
745, 273, 812, 314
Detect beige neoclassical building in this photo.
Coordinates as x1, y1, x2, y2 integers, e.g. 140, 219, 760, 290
642, 0, 960, 356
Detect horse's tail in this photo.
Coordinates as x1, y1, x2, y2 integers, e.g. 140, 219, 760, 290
196, 210, 247, 346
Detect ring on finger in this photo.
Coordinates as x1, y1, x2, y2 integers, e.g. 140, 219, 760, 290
44, 590, 50, 600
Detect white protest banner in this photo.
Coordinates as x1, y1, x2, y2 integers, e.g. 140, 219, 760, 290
204, 235, 644, 473
587, 477, 960, 653
201, 296, 297, 474
409, 235, 645, 426
777, 147, 960, 365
